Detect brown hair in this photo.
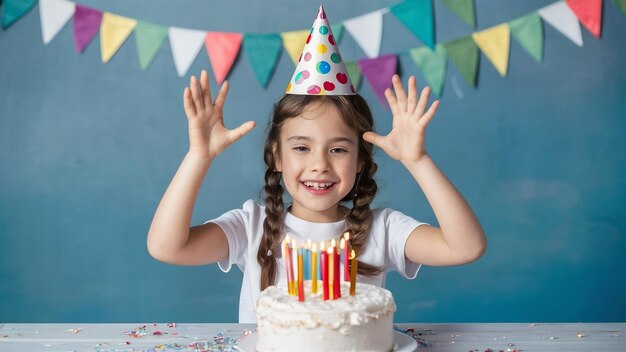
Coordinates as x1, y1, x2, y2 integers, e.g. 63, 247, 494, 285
257, 94, 383, 290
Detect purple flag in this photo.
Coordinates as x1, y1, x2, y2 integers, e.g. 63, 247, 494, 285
73, 5, 103, 53
357, 54, 397, 107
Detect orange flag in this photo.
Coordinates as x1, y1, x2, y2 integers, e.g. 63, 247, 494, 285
566, 0, 602, 38
205, 32, 243, 84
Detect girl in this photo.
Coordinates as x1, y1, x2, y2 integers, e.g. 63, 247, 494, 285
147, 70, 486, 323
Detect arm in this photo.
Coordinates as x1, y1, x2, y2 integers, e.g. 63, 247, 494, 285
363, 75, 486, 266
147, 71, 256, 266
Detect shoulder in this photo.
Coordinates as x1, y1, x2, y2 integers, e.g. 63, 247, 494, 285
370, 207, 422, 227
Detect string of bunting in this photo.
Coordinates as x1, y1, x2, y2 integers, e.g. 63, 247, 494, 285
2, 0, 625, 104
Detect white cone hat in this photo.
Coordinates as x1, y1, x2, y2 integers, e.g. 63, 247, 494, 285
285, 5, 355, 95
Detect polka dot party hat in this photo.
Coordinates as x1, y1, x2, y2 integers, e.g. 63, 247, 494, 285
285, 5, 355, 95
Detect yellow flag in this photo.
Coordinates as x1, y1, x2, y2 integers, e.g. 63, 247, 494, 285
472, 23, 510, 77
281, 29, 310, 66
101, 13, 137, 63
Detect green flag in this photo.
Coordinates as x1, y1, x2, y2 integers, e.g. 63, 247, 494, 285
443, 36, 478, 87
409, 44, 448, 97
2, 0, 37, 29
345, 61, 362, 91
509, 13, 543, 62
441, 0, 476, 28
390, 0, 435, 48
614, 0, 626, 15
243, 34, 283, 88
135, 21, 168, 70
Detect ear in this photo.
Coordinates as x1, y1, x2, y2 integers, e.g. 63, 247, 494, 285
273, 143, 282, 172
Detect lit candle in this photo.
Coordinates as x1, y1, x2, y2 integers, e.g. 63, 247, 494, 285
292, 239, 298, 292
298, 248, 304, 302
328, 245, 334, 300
350, 249, 357, 296
333, 240, 341, 299
311, 242, 318, 294
343, 232, 350, 282
305, 239, 312, 280
285, 235, 295, 295
321, 242, 328, 300
282, 239, 290, 295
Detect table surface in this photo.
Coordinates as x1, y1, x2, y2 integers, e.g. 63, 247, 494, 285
0, 322, 624, 352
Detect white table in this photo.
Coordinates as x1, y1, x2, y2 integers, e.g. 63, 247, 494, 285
1, 322, 624, 351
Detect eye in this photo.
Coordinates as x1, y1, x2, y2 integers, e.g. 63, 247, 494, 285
293, 146, 309, 152
330, 147, 348, 153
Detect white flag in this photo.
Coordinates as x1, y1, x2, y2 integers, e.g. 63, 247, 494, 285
538, 1, 583, 47
168, 27, 207, 77
39, 0, 76, 45
343, 9, 385, 58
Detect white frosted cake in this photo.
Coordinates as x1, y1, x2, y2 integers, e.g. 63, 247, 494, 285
255, 281, 396, 352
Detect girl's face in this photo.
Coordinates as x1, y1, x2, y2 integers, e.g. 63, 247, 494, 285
275, 101, 361, 223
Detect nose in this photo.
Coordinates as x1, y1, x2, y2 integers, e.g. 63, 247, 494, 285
310, 150, 329, 173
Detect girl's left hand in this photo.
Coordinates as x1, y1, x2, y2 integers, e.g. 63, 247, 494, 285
363, 74, 440, 167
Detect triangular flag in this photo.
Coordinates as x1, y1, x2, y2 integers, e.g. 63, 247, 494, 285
358, 54, 397, 106
39, 0, 75, 45
409, 45, 447, 97
614, 0, 626, 15
169, 27, 206, 77
135, 20, 167, 70
331, 23, 344, 43
390, 0, 435, 48
538, 1, 583, 47
443, 36, 478, 87
472, 23, 510, 77
345, 61, 362, 91
100, 13, 137, 63
2, 0, 37, 29
441, 0, 476, 27
205, 32, 243, 84
566, 0, 602, 38
280, 29, 309, 65
73, 5, 103, 53
509, 12, 543, 62
344, 9, 384, 58
243, 33, 283, 88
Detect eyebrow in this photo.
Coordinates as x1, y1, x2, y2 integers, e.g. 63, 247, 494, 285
286, 136, 355, 144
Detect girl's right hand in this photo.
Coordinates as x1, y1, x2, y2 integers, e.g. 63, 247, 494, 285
184, 70, 256, 160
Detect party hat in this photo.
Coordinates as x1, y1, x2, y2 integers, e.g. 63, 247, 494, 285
285, 6, 355, 95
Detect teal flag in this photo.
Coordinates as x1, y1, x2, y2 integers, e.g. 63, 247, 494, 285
243, 34, 283, 88
135, 21, 168, 70
443, 36, 478, 87
390, 0, 435, 49
345, 61, 362, 91
409, 45, 447, 97
509, 13, 543, 62
2, 0, 37, 29
441, 0, 476, 27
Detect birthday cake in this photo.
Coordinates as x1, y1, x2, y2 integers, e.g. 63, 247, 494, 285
254, 281, 396, 352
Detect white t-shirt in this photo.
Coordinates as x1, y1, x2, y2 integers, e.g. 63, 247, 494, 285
209, 199, 426, 323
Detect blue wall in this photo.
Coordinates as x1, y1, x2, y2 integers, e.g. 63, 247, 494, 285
1, 0, 625, 323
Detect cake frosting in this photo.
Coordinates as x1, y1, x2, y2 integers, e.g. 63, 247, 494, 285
255, 281, 396, 352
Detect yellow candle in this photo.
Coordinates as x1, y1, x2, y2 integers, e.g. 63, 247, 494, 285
327, 246, 334, 300
312, 243, 318, 294
350, 249, 357, 296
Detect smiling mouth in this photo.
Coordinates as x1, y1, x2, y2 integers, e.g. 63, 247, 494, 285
302, 181, 336, 190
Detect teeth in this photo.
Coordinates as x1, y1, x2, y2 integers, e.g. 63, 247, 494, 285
304, 181, 333, 189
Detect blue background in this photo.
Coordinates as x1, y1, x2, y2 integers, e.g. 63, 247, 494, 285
1, 0, 625, 323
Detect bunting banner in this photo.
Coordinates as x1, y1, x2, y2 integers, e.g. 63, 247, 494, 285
1, 0, 623, 102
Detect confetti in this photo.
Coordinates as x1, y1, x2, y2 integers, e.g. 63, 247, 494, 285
576, 333, 589, 338
66, 328, 82, 333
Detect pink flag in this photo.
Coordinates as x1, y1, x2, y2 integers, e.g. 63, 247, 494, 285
357, 54, 397, 107
205, 32, 243, 84
566, 0, 602, 38
73, 5, 103, 53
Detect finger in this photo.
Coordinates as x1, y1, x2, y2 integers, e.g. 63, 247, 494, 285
183, 87, 197, 117
406, 76, 418, 114
200, 70, 212, 109
362, 131, 385, 149
189, 75, 205, 112
229, 120, 257, 144
391, 74, 407, 111
384, 88, 399, 116
415, 86, 431, 117
214, 81, 230, 108
418, 100, 440, 129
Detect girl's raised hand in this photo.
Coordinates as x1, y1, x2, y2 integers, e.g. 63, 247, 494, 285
363, 74, 440, 167
184, 70, 256, 159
